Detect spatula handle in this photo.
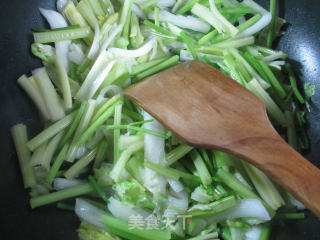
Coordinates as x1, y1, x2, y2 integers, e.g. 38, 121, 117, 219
231, 134, 320, 217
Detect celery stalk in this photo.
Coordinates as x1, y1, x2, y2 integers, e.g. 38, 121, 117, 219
30, 183, 93, 208
27, 112, 75, 151
133, 55, 179, 82
11, 124, 37, 188
64, 148, 97, 179
33, 69, 65, 121
191, 150, 212, 185
57, 101, 88, 152
77, 99, 120, 146
242, 161, 285, 210
111, 141, 144, 182
166, 144, 193, 165
54, 55, 72, 109
100, 214, 171, 240
33, 26, 92, 43
188, 196, 237, 217
17, 75, 50, 121
46, 143, 70, 184
267, 0, 277, 48
113, 103, 122, 163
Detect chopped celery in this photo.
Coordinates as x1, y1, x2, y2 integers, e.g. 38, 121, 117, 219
285, 111, 298, 149
33, 26, 92, 43
131, 57, 169, 75
188, 196, 237, 217
216, 168, 259, 199
212, 36, 255, 48
166, 144, 193, 165
88, 175, 109, 204
248, 78, 287, 126
180, 31, 198, 60
133, 55, 179, 82
242, 161, 285, 210
33, 69, 65, 121
27, 112, 75, 151
57, 101, 88, 152
275, 212, 305, 219
11, 124, 37, 188
144, 161, 201, 183
191, 150, 212, 186
93, 140, 108, 168
46, 143, 69, 184
286, 63, 304, 104
110, 141, 144, 182
107, 125, 169, 139
101, 214, 171, 240
176, 0, 200, 15
113, 103, 123, 163
267, 0, 277, 48
17, 75, 50, 121
77, 99, 120, 146
66, 99, 96, 163
64, 148, 97, 179
54, 55, 72, 109
30, 183, 93, 208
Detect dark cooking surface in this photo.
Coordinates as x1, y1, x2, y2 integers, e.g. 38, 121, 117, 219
0, 0, 319, 239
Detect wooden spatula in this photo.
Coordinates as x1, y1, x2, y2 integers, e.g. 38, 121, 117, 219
125, 60, 320, 217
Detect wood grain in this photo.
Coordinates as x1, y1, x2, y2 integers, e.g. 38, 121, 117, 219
125, 60, 320, 217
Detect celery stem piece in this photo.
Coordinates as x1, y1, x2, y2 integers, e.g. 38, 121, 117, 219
133, 55, 179, 82
46, 143, 69, 184
259, 223, 271, 240
77, 98, 121, 146
17, 75, 50, 121
267, 0, 277, 48
93, 140, 108, 168
33, 26, 92, 43
131, 57, 169, 75
180, 31, 198, 60
30, 183, 93, 208
33, 69, 65, 121
100, 214, 171, 240
275, 212, 305, 219
88, 175, 109, 204
176, 0, 200, 15
107, 124, 168, 139
286, 63, 305, 104
166, 144, 193, 165
27, 112, 75, 151
113, 103, 122, 163
57, 101, 88, 152
54, 55, 72, 109
198, 30, 218, 45
144, 161, 201, 183
216, 168, 258, 199
64, 148, 97, 179
11, 124, 37, 188
285, 111, 298, 150
188, 196, 237, 217
111, 141, 144, 182
191, 150, 212, 185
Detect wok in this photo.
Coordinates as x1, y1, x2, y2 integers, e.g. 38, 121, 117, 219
0, 0, 319, 239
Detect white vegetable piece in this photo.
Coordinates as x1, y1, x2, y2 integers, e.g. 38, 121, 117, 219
39, 8, 71, 70
108, 197, 150, 221
237, 0, 272, 37
75, 198, 106, 229
206, 199, 271, 223
54, 178, 87, 190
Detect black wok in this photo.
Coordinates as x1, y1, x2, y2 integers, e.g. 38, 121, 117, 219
0, 0, 319, 239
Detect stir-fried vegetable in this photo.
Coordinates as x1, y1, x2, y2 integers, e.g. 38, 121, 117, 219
11, 0, 315, 239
